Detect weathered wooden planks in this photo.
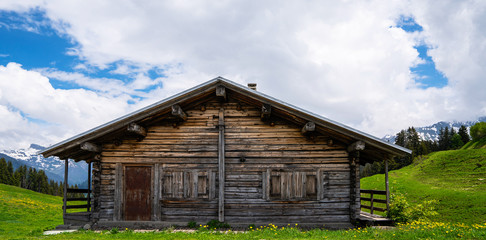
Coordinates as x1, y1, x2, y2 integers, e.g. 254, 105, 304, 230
96, 96, 351, 225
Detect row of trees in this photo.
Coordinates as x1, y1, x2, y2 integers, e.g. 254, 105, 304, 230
0, 158, 83, 197
361, 124, 472, 177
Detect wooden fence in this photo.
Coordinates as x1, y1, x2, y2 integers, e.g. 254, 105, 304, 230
360, 189, 388, 214
63, 188, 91, 212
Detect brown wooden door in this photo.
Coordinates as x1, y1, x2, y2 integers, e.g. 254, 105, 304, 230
124, 166, 152, 221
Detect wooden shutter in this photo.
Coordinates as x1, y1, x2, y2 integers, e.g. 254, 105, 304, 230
264, 169, 324, 201
161, 169, 214, 200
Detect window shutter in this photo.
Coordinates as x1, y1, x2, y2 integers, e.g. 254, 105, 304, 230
264, 169, 324, 201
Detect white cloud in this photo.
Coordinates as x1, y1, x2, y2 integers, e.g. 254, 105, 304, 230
0, 63, 135, 149
0, 0, 485, 149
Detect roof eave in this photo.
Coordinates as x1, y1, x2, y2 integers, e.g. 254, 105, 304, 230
41, 76, 411, 159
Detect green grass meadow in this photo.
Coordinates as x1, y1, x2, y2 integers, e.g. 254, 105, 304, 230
1, 148, 485, 239
361, 149, 486, 224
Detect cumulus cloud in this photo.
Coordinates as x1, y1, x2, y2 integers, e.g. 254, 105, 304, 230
0, 63, 135, 149
0, 0, 485, 149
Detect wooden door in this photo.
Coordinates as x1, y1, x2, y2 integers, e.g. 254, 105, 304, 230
124, 166, 152, 221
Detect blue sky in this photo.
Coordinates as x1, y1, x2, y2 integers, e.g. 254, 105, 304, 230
0, 1, 485, 149
0, 10, 447, 92
396, 16, 448, 88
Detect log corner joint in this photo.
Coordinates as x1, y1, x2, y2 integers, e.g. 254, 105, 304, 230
127, 122, 147, 139
301, 121, 316, 135
216, 85, 226, 100
80, 142, 102, 153
171, 104, 187, 121
261, 103, 271, 121
347, 140, 365, 153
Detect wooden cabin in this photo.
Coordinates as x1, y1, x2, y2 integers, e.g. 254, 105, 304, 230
40, 77, 410, 229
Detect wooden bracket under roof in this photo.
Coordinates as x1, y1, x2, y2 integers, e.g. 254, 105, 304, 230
80, 142, 102, 153
261, 103, 271, 121
127, 122, 147, 138
216, 85, 226, 100
302, 121, 316, 134
347, 141, 365, 152
171, 104, 187, 121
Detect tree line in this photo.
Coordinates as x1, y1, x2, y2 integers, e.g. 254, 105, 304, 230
0, 158, 84, 197
361, 124, 473, 177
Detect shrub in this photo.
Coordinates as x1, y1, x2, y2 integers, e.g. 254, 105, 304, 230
387, 193, 438, 223
387, 193, 410, 223
110, 227, 119, 234
206, 219, 230, 229
187, 221, 197, 228
470, 122, 486, 141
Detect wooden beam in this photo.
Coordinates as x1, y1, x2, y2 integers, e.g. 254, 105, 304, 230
63, 159, 68, 217
347, 141, 365, 152
87, 162, 91, 212
127, 122, 147, 138
153, 163, 160, 221
80, 142, 101, 153
171, 104, 187, 121
261, 103, 271, 120
218, 108, 225, 222
301, 121, 316, 134
215, 85, 226, 100
385, 155, 390, 213
114, 163, 122, 221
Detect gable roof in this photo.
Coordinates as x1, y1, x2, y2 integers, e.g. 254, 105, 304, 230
40, 77, 411, 163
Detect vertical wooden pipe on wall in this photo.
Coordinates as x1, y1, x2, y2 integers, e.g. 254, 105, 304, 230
218, 108, 225, 222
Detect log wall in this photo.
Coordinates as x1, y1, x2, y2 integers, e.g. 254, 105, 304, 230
97, 98, 351, 225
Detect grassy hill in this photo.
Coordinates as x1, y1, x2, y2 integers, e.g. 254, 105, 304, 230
1, 176, 485, 239
361, 148, 486, 224
462, 137, 486, 149
0, 184, 63, 239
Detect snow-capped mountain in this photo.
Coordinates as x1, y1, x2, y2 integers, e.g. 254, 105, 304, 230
0, 144, 89, 184
382, 116, 486, 143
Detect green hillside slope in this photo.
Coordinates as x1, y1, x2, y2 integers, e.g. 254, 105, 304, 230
361, 148, 486, 224
0, 184, 63, 239
462, 137, 486, 149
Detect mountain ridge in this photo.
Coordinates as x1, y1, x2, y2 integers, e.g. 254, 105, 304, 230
0, 144, 89, 184
382, 116, 486, 143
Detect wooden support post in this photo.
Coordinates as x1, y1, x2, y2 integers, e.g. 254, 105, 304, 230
301, 121, 316, 134
385, 156, 390, 213
347, 141, 365, 152
114, 163, 122, 221
216, 85, 226, 100
63, 159, 68, 217
218, 108, 225, 222
370, 191, 374, 215
80, 142, 101, 153
261, 103, 271, 120
127, 122, 147, 138
153, 163, 160, 221
349, 151, 360, 223
172, 105, 187, 121
87, 161, 91, 213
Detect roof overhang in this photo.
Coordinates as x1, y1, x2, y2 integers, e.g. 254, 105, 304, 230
40, 77, 411, 162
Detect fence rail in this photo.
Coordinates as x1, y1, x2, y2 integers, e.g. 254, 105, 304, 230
64, 188, 91, 212
360, 189, 388, 214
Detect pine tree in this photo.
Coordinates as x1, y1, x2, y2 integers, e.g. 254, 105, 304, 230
0, 158, 7, 184
450, 134, 464, 149
458, 125, 470, 144
395, 130, 407, 147
438, 126, 451, 150
37, 170, 49, 194
6, 161, 14, 185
